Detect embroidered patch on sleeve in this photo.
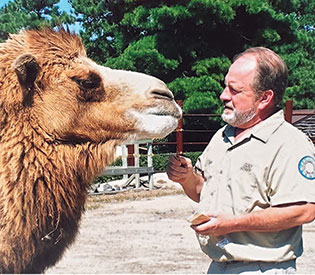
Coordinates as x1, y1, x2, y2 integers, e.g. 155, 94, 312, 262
298, 156, 315, 180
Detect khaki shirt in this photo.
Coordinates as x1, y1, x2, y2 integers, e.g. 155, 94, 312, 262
194, 110, 315, 262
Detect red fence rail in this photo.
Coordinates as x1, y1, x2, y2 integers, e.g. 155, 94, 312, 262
152, 100, 221, 154
151, 100, 314, 155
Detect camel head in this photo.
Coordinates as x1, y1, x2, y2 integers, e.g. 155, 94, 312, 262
1, 28, 182, 144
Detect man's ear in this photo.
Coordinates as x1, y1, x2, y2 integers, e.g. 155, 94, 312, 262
258, 90, 274, 111
13, 54, 40, 107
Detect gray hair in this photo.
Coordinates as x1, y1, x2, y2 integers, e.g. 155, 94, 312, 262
234, 47, 288, 106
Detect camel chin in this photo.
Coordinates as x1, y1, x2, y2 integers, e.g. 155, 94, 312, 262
126, 106, 182, 139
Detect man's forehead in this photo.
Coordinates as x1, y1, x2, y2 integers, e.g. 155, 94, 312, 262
232, 54, 256, 70
225, 55, 257, 84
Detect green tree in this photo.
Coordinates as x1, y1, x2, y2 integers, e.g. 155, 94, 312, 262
2, 0, 313, 111
71, 0, 314, 114
272, 0, 315, 109
0, 0, 74, 42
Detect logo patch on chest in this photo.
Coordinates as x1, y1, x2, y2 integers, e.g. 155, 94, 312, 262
240, 162, 253, 172
298, 156, 315, 180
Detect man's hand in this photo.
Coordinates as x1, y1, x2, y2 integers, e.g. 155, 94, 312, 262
166, 155, 204, 202
166, 155, 193, 183
191, 212, 236, 237
191, 203, 315, 237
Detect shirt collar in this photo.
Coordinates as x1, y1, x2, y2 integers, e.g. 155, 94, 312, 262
223, 110, 285, 144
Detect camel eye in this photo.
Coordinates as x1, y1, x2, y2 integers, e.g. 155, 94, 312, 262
71, 72, 101, 90
71, 72, 104, 102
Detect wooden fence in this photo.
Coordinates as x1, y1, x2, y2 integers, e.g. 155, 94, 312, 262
284, 100, 315, 143
161, 100, 315, 155
101, 139, 154, 190
148, 100, 221, 155
97, 100, 314, 192
123, 100, 314, 164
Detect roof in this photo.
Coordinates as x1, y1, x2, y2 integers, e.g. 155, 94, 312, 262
292, 110, 315, 141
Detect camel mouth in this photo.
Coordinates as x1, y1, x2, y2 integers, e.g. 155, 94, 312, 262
150, 102, 183, 119
126, 107, 181, 139
142, 105, 182, 120
148, 111, 181, 119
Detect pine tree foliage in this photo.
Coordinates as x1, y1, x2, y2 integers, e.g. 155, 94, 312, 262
0, 0, 74, 42
1, 0, 314, 113
70, 0, 314, 113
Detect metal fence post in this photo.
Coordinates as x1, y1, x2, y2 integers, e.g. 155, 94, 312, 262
134, 143, 140, 188
147, 141, 153, 189
176, 100, 183, 155
121, 145, 128, 180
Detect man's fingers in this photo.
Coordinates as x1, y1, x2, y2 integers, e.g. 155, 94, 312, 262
172, 155, 192, 168
169, 155, 182, 166
166, 165, 186, 177
168, 162, 187, 173
166, 169, 186, 182
167, 155, 194, 182
191, 217, 221, 236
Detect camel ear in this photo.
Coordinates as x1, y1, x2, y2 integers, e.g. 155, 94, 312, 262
13, 54, 40, 106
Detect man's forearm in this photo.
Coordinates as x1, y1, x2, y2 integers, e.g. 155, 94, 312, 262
194, 202, 315, 236
180, 172, 204, 202
235, 202, 315, 232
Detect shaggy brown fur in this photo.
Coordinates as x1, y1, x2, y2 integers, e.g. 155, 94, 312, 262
0, 28, 181, 273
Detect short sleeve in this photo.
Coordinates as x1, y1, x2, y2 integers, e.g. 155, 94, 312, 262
268, 137, 315, 206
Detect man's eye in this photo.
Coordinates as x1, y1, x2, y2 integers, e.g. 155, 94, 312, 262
230, 87, 239, 94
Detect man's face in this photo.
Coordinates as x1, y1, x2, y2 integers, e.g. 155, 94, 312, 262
220, 55, 261, 129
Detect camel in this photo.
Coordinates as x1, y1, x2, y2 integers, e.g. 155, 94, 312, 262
0, 28, 182, 273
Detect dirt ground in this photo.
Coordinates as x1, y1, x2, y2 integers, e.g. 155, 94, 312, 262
46, 174, 315, 274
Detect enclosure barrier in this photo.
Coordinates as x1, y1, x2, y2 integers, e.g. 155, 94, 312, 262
98, 100, 313, 193
285, 100, 315, 143
101, 139, 154, 189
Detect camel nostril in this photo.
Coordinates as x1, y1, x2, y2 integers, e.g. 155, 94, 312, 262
150, 89, 174, 101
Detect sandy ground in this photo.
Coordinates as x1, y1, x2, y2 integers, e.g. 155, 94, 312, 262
46, 174, 315, 274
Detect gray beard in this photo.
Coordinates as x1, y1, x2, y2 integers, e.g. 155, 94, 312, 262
221, 106, 257, 127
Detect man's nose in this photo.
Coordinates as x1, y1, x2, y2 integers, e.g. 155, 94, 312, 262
219, 87, 231, 102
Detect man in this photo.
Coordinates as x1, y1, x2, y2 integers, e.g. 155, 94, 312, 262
166, 47, 315, 274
